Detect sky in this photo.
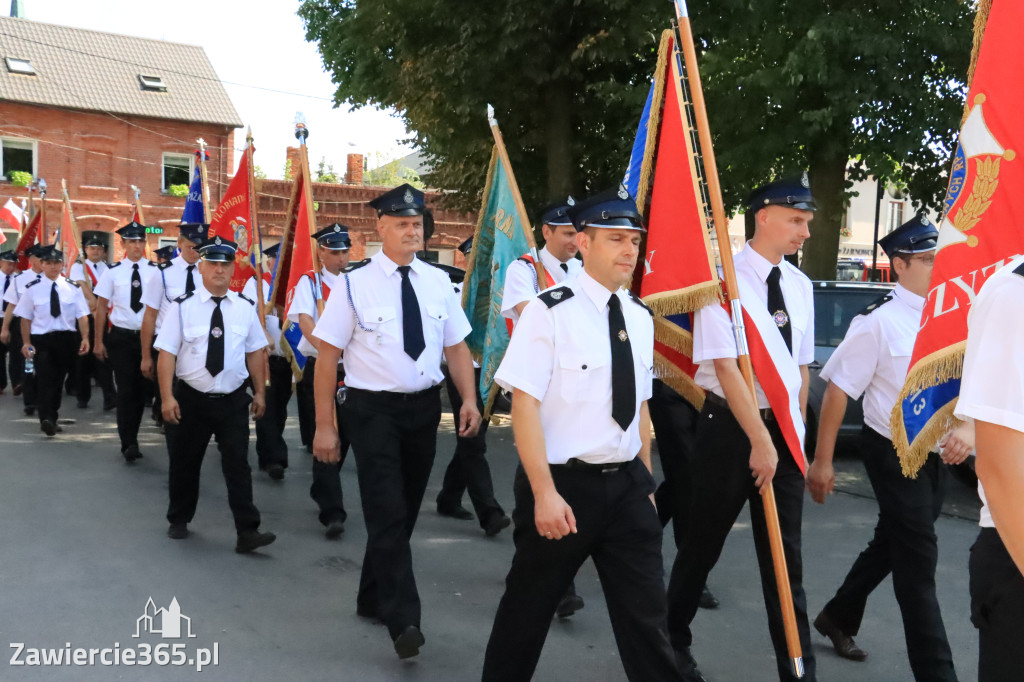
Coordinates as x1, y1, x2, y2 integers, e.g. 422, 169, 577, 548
17, 0, 414, 177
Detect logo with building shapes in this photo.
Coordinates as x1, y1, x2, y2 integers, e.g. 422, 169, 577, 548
134, 597, 196, 639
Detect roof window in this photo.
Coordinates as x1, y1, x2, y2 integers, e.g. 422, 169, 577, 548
138, 74, 167, 92
5, 57, 35, 75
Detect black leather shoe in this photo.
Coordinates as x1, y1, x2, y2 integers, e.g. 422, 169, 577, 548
23, 406, 35, 416
167, 523, 189, 539
122, 444, 141, 462
698, 586, 720, 610
484, 513, 511, 537
40, 420, 57, 437
77, 401, 89, 409
267, 464, 285, 481
814, 610, 868, 661
393, 625, 425, 659
325, 519, 345, 539
236, 530, 276, 554
103, 401, 116, 411
555, 592, 585, 619
676, 647, 708, 682
437, 504, 474, 520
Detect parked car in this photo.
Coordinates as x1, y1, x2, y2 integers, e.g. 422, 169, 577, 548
805, 280, 893, 459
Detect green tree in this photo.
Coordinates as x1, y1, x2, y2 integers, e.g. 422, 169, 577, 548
300, 0, 973, 277
362, 152, 425, 189
315, 156, 341, 183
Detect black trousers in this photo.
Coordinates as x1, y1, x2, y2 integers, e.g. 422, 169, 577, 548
482, 460, 682, 682
970, 527, 1024, 682
15, 318, 37, 409
6, 314, 24, 390
306, 357, 350, 525
343, 386, 441, 640
0, 328, 9, 390
649, 379, 701, 547
296, 356, 317, 448
822, 428, 955, 681
106, 326, 152, 452
666, 398, 816, 682
150, 346, 162, 424
255, 355, 294, 470
165, 382, 260, 533
32, 330, 78, 424
75, 316, 115, 407
437, 366, 504, 528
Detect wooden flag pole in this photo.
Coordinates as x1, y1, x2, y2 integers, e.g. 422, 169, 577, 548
131, 185, 155, 261
197, 139, 213, 225
294, 116, 324, 316
60, 178, 83, 257
487, 105, 547, 291
246, 128, 268, 331
37, 179, 48, 246
674, 1, 804, 677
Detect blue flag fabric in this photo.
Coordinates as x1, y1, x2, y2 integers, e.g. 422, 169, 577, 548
622, 80, 656, 199
281, 320, 307, 373
461, 147, 535, 415
180, 165, 205, 224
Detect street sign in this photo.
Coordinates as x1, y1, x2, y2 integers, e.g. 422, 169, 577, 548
146, 226, 163, 234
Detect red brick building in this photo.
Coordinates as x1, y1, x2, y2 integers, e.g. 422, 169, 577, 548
0, 15, 477, 265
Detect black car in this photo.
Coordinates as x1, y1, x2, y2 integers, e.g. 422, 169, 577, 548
805, 280, 892, 459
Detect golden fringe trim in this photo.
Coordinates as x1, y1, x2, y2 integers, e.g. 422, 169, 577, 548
962, 0, 993, 127
644, 281, 723, 318
635, 30, 674, 218
890, 344, 966, 477
654, 318, 694, 358
654, 351, 705, 410
461, 147, 500, 313
482, 383, 499, 422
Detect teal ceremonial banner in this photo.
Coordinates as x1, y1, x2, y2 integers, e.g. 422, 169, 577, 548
461, 146, 535, 416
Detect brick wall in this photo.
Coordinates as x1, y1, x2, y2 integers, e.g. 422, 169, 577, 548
0, 100, 235, 251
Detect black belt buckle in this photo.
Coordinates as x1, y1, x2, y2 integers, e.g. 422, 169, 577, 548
564, 457, 628, 473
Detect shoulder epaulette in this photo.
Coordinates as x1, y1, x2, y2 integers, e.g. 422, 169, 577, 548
628, 290, 654, 316
344, 259, 371, 273
158, 261, 173, 270
856, 293, 893, 317
24, 278, 41, 288
1013, 261, 1024, 278
538, 286, 574, 308
173, 291, 194, 304
109, 262, 122, 269
66, 279, 80, 288
147, 261, 157, 267
237, 292, 255, 305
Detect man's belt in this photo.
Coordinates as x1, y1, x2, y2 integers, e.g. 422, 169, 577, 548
704, 390, 775, 423
347, 385, 440, 402
177, 381, 247, 400
109, 325, 141, 336
554, 457, 633, 473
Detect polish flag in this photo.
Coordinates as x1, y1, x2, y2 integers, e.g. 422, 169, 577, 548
0, 199, 22, 235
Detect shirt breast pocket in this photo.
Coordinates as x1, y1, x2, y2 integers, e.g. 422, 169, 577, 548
183, 325, 206, 355
426, 304, 448, 336
558, 352, 609, 403
888, 335, 913, 359
364, 305, 398, 343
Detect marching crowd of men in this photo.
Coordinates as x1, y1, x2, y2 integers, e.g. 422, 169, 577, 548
0, 178, 1019, 681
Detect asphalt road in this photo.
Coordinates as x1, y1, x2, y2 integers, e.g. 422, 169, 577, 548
0, 393, 983, 681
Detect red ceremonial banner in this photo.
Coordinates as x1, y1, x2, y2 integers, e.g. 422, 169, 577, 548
16, 211, 40, 271
281, 169, 315, 319
60, 197, 80, 278
893, 0, 1024, 472
209, 152, 256, 292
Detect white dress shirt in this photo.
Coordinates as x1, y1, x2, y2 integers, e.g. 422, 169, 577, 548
154, 285, 268, 394
141, 256, 200, 333
92, 257, 153, 330
312, 250, 471, 392
820, 283, 917, 440
495, 270, 655, 464
693, 244, 815, 408
243, 275, 284, 358
4, 270, 41, 309
287, 268, 339, 359
68, 260, 108, 288
13, 275, 90, 334
955, 255, 1024, 529
501, 246, 582, 328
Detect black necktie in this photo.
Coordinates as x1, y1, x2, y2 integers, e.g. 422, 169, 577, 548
2, 275, 9, 311
560, 262, 569, 274
185, 265, 196, 294
766, 266, 792, 353
50, 282, 61, 318
608, 294, 635, 431
130, 263, 143, 313
398, 265, 425, 360
206, 296, 225, 376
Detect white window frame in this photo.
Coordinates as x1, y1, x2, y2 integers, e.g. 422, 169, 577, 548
4, 57, 35, 75
0, 137, 38, 180
161, 152, 194, 193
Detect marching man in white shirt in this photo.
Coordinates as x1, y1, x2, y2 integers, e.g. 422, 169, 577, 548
14, 245, 90, 436
156, 235, 274, 554
68, 231, 115, 410
482, 186, 682, 682
808, 214, 960, 681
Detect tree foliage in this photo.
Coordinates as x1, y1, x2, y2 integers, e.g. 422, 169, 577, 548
363, 152, 425, 189
300, 0, 974, 277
